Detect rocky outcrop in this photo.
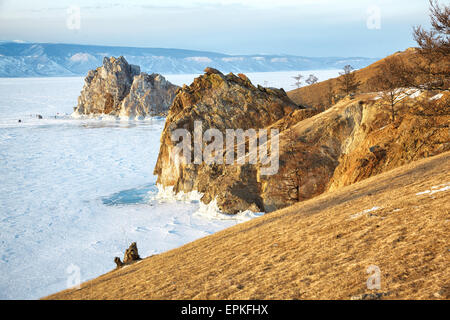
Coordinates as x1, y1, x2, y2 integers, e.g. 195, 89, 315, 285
119, 73, 179, 118
259, 93, 448, 211
154, 75, 449, 213
73, 56, 178, 118
74, 56, 139, 115
114, 242, 142, 269
153, 67, 302, 213
326, 93, 450, 191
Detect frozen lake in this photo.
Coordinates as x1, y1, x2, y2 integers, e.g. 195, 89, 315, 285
165, 69, 341, 91
0, 70, 338, 299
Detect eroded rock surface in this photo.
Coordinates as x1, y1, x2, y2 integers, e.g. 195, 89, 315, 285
154, 75, 449, 214
154, 67, 302, 213
120, 73, 178, 118
261, 93, 449, 211
73, 56, 178, 118
114, 242, 142, 269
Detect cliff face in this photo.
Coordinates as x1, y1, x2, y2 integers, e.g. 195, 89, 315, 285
73, 56, 178, 118
119, 73, 178, 118
153, 67, 302, 213
154, 71, 449, 213
326, 93, 450, 191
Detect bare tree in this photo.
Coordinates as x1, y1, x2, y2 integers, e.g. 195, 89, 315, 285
305, 74, 319, 85
325, 81, 336, 108
410, 0, 449, 91
337, 65, 361, 96
292, 74, 303, 88
271, 129, 305, 203
368, 56, 411, 123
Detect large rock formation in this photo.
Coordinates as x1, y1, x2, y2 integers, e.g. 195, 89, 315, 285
154, 67, 449, 214
119, 73, 179, 118
258, 92, 448, 211
73, 56, 178, 118
153, 67, 303, 212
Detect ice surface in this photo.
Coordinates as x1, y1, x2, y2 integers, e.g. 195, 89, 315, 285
165, 69, 341, 91
0, 77, 262, 300
0, 71, 337, 299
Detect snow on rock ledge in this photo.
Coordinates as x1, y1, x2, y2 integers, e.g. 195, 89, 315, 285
151, 184, 264, 222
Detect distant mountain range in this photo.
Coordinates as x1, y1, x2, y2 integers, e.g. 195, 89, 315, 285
0, 42, 378, 77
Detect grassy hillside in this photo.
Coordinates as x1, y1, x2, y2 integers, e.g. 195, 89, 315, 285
287, 48, 418, 108
45, 151, 450, 300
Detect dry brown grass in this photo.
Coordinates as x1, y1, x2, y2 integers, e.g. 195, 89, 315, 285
287, 48, 418, 108
45, 152, 450, 300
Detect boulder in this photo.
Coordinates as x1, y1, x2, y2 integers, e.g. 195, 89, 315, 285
114, 242, 142, 269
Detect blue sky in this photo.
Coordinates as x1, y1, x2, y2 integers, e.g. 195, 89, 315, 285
0, 0, 433, 57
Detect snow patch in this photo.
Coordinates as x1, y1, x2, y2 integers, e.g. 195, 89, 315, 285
152, 184, 203, 203
184, 56, 213, 63
193, 198, 264, 222
152, 185, 264, 222
349, 206, 381, 219
408, 89, 422, 99
71, 111, 162, 122
374, 88, 422, 102
69, 53, 95, 63
222, 57, 244, 62
271, 57, 288, 63
416, 183, 450, 196
430, 93, 443, 101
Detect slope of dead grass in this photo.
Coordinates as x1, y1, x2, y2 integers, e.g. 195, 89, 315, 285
46, 152, 450, 300
287, 48, 419, 108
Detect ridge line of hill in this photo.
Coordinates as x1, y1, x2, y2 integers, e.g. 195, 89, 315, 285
45, 151, 450, 300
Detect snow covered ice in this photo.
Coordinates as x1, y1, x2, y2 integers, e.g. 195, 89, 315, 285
0, 77, 261, 300
165, 69, 341, 91
0, 70, 338, 299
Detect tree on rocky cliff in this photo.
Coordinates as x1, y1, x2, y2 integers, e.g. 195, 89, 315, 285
292, 74, 303, 88
271, 129, 305, 203
368, 56, 410, 123
337, 65, 361, 96
305, 74, 319, 85
325, 82, 336, 108
410, 0, 449, 91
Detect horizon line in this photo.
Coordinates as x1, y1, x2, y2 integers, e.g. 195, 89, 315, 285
0, 39, 386, 59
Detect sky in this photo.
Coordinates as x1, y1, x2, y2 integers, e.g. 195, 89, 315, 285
0, 0, 435, 58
